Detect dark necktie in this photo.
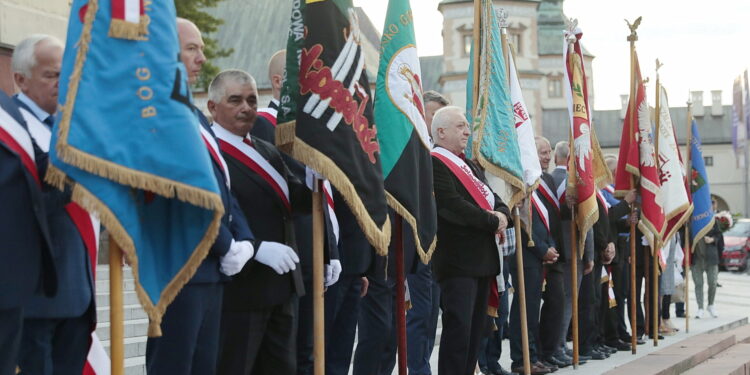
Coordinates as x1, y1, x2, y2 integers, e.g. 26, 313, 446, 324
43, 115, 55, 128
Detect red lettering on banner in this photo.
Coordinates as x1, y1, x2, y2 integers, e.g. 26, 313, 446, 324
299, 44, 380, 163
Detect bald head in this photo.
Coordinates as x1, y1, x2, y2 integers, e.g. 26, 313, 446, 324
268, 49, 286, 100
535, 136, 552, 170
177, 18, 205, 84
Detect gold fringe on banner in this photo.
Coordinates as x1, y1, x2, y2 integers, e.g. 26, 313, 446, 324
386, 193, 437, 265
47, 0, 225, 337
276, 121, 392, 256
108, 16, 149, 40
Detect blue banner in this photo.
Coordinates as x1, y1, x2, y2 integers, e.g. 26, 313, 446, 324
464, 0, 524, 206
48, 0, 224, 336
689, 119, 714, 250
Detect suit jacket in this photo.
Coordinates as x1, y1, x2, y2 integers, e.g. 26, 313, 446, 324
550, 166, 594, 263
593, 195, 630, 263
14, 95, 91, 318
535, 172, 565, 272
250, 115, 275, 144
333, 189, 374, 276
191, 110, 254, 284
221, 135, 308, 310
431, 154, 511, 281
0, 91, 56, 310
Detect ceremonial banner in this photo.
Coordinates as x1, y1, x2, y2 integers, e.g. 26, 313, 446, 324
465, 0, 525, 207
563, 28, 599, 253
655, 86, 692, 243
614, 52, 665, 249
374, 0, 437, 263
276, 0, 390, 254
48, 0, 224, 336
508, 44, 542, 192
688, 119, 714, 251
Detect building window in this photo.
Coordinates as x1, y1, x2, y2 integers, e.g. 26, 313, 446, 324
704, 156, 713, 166
462, 34, 473, 57
509, 32, 522, 55
548, 77, 562, 98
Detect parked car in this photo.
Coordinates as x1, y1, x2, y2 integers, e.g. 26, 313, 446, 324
721, 219, 750, 271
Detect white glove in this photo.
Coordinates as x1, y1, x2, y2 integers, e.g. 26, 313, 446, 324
255, 241, 300, 274
220, 240, 255, 276
324, 259, 342, 287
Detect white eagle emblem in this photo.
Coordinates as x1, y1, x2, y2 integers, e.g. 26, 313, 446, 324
637, 98, 656, 167
574, 122, 591, 171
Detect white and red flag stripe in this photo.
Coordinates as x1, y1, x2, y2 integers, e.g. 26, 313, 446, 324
108, 0, 147, 40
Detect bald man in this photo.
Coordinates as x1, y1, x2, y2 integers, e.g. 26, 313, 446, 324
249, 49, 285, 143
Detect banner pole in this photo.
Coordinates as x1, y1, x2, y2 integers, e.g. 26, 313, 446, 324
685, 99, 693, 333
570, 209, 579, 369
626, 18, 640, 353
472, 0, 481, 119
395, 215, 407, 375
109, 239, 124, 375
653, 60, 663, 347
513, 207, 531, 375
312, 179, 325, 375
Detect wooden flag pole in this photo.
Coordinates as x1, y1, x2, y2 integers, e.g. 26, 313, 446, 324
570, 210, 579, 369
472, 0, 481, 119
626, 17, 641, 354
395, 215, 407, 375
513, 207, 531, 375
109, 240, 124, 375
644, 243, 650, 337
653, 59, 663, 347
312, 178, 325, 375
684, 98, 694, 333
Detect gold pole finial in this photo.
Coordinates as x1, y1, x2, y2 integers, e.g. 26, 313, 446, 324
625, 16, 642, 42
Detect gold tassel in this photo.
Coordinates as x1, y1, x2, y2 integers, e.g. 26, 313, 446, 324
107, 16, 149, 40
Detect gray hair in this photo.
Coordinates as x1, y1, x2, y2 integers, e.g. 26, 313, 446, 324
604, 154, 618, 170
430, 105, 465, 141
554, 140, 569, 161
208, 69, 256, 103
11, 34, 63, 77
423, 90, 450, 106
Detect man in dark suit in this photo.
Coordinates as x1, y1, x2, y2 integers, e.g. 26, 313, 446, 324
144, 19, 256, 375
209, 69, 308, 375
249, 49, 285, 143
535, 137, 568, 371
550, 141, 594, 362
0, 89, 57, 375
11, 34, 94, 375
430, 106, 511, 375
325, 190, 372, 375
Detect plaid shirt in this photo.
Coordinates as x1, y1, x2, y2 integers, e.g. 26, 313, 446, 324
500, 227, 516, 256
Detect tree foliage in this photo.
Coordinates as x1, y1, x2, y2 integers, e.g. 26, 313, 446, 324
175, 0, 233, 89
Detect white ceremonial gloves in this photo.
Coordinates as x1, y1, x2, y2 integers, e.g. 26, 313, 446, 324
324, 259, 342, 287
255, 241, 300, 274
220, 240, 255, 276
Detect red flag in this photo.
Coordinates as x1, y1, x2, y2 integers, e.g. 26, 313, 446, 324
614, 52, 665, 248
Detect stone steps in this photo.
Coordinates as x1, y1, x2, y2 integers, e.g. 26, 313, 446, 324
603, 318, 750, 375
682, 343, 750, 375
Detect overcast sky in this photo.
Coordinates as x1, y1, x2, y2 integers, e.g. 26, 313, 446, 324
354, 0, 750, 110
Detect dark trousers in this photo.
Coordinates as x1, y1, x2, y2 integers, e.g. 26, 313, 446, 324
509, 265, 542, 367
600, 267, 620, 344
479, 261, 510, 372
218, 297, 297, 375
612, 252, 631, 341
0, 307, 23, 375
438, 276, 491, 375
632, 248, 647, 337
540, 269, 565, 359
146, 283, 223, 375
578, 266, 599, 354
325, 275, 363, 375
352, 275, 396, 375
18, 307, 92, 375
406, 261, 439, 375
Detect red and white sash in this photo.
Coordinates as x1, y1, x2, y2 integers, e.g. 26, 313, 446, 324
257, 107, 278, 126
431, 147, 494, 210
556, 178, 567, 208
199, 126, 231, 188
213, 124, 291, 211
596, 189, 610, 215
21, 108, 105, 372
0, 106, 39, 185
305, 169, 340, 243
537, 179, 560, 213
531, 191, 550, 233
